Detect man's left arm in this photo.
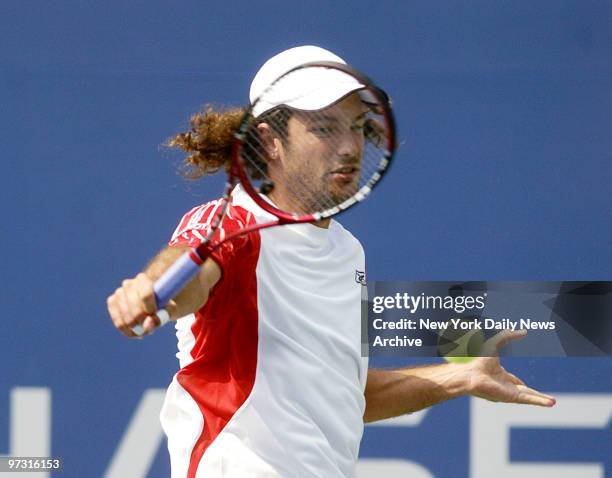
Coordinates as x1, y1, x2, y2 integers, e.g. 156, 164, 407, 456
364, 330, 556, 423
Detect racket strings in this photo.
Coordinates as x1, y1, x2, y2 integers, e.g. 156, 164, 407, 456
241, 99, 389, 217
242, 123, 340, 215
239, 60, 394, 219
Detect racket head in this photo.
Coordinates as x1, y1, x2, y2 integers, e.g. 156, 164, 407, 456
232, 61, 396, 223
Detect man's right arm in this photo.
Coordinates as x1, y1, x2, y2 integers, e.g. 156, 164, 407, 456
106, 246, 221, 337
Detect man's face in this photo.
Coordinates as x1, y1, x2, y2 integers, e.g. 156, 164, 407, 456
265, 93, 369, 215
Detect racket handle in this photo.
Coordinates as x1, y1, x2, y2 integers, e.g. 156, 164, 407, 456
154, 250, 203, 307
132, 250, 203, 336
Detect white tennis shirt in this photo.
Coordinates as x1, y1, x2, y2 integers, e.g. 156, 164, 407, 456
160, 185, 368, 477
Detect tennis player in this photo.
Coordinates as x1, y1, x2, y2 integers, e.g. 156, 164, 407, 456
107, 45, 556, 478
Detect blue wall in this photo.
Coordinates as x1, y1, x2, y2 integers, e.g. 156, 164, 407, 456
1, 1, 610, 476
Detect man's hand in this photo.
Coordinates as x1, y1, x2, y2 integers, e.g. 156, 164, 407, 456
107, 246, 221, 338
107, 272, 177, 338
364, 329, 556, 422
465, 329, 556, 407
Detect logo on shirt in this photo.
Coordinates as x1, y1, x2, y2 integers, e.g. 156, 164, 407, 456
355, 270, 367, 285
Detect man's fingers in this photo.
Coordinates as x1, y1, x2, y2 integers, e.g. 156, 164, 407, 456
163, 300, 178, 322
106, 295, 125, 331
506, 370, 525, 386
116, 287, 139, 328
108, 289, 139, 338
141, 315, 161, 334
482, 329, 528, 356
124, 279, 150, 327
515, 385, 556, 407
135, 273, 158, 315
131, 273, 162, 335
106, 273, 174, 338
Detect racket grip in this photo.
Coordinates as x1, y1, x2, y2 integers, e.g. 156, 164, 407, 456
154, 250, 203, 307
131, 250, 203, 336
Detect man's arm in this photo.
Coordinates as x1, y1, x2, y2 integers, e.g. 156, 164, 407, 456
364, 362, 469, 422
364, 330, 556, 423
106, 246, 221, 337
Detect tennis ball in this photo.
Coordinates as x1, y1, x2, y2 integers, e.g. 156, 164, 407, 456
444, 354, 478, 364
437, 319, 485, 364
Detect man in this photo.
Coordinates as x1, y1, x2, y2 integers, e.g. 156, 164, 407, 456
107, 45, 556, 477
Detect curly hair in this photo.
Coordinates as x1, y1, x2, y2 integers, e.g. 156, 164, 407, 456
166, 105, 292, 181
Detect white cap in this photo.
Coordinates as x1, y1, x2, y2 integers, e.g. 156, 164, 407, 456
249, 45, 366, 117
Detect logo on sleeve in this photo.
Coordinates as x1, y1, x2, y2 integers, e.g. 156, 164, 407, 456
355, 270, 367, 285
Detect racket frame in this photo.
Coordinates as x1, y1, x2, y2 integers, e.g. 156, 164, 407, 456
232, 60, 396, 225
134, 61, 396, 335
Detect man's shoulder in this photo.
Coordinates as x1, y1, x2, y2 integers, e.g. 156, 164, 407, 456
330, 220, 365, 253
170, 199, 255, 243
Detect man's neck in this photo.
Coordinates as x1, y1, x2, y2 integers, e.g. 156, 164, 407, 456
313, 218, 331, 229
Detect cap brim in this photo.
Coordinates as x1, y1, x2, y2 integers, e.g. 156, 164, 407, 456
252, 67, 369, 117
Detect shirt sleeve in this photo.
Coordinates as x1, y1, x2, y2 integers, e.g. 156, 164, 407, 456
168, 200, 255, 272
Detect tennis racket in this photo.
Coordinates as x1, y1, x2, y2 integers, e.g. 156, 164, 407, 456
132, 61, 396, 335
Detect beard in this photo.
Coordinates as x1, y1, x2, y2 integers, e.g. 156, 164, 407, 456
283, 174, 359, 215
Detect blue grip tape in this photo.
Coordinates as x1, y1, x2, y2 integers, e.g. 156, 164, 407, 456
153, 252, 201, 307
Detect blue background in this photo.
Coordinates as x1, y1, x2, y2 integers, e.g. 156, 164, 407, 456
1, 1, 610, 476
